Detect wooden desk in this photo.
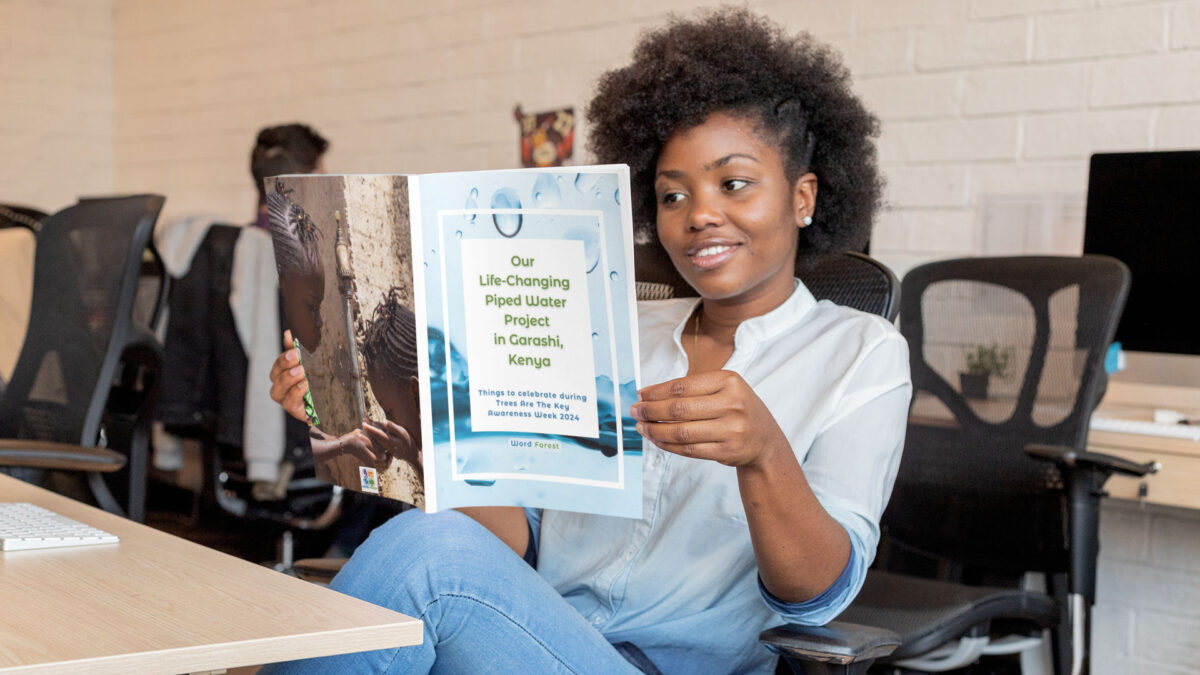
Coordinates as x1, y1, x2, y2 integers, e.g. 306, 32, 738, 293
1088, 381, 1200, 510
908, 381, 1200, 511
0, 474, 421, 674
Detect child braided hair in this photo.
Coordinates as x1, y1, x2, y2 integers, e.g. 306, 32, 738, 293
362, 287, 419, 385
266, 180, 323, 279
587, 6, 883, 255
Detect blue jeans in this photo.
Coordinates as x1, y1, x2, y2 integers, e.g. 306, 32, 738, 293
260, 509, 646, 674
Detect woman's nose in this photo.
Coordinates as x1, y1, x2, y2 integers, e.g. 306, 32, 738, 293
687, 191, 723, 231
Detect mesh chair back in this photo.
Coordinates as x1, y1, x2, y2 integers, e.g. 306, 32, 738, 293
0, 196, 165, 446
798, 251, 899, 321
633, 239, 899, 319
888, 255, 1129, 573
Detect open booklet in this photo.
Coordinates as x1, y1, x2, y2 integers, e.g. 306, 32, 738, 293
267, 166, 642, 518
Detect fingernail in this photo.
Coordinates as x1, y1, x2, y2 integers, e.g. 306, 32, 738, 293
288, 366, 303, 376
630, 406, 643, 420
299, 380, 309, 392
287, 349, 299, 362
635, 422, 645, 436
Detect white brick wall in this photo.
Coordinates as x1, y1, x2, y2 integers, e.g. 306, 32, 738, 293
1095, 501, 1200, 674
0, 0, 115, 213
915, 18, 1028, 71
94, 0, 1200, 272
1032, 5, 1166, 61
1022, 109, 1153, 159
4, 1, 1200, 669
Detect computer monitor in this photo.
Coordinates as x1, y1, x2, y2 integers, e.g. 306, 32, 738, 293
1083, 151, 1200, 367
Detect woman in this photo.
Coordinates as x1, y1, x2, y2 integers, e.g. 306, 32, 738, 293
266, 8, 910, 674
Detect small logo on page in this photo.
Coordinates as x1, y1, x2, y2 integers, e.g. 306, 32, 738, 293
359, 467, 380, 494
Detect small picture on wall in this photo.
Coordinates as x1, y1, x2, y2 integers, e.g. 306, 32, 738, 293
514, 105, 574, 167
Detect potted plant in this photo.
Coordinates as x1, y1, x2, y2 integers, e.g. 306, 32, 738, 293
961, 343, 1012, 400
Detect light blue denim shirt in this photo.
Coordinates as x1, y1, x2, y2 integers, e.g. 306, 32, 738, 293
529, 281, 911, 674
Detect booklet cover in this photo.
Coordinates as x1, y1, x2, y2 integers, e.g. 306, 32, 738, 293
267, 166, 642, 518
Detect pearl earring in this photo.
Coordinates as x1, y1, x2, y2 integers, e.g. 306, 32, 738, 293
802, 215, 813, 226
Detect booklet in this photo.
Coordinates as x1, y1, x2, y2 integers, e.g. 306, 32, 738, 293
267, 166, 642, 518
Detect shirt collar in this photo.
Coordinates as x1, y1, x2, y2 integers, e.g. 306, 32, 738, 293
733, 278, 817, 347
669, 278, 818, 352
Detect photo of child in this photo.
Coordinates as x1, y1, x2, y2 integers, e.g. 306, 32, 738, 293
267, 181, 325, 353
359, 288, 423, 500
268, 175, 424, 508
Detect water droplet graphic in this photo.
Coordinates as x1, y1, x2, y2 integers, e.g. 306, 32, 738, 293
609, 270, 620, 282
574, 173, 602, 197
454, 230, 463, 239
464, 188, 478, 224
614, 188, 620, 204
491, 187, 523, 237
591, 331, 599, 340
565, 225, 600, 273
532, 173, 562, 208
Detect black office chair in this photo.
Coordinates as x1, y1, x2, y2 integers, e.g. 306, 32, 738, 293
0, 195, 166, 521
153, 222, 341, 568
208, 435, 344, 570
633, 237, 899, 320
761, 255, 1159, 675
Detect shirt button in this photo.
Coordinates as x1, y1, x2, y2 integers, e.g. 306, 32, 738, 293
623, 550, 635, 561
593, 616, 603, 625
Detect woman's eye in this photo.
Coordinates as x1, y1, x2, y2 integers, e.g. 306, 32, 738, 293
723, 179, 749, 191
660, 191, 685, 205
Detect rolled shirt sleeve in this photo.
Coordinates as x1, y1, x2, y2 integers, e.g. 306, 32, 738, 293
761, 331, 911, 624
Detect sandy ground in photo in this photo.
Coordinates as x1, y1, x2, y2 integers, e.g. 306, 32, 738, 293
344, 175, 423, 508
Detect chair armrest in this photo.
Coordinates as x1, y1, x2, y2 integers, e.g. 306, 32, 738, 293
759, 620, 901, 665
0, 440, 127, 472
1025, 443, 1160, 478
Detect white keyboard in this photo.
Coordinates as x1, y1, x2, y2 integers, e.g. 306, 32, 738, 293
1090, 416, 1200, 441
0, 502, 119, 551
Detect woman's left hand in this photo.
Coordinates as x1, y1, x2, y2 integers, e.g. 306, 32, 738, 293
631, 370, 790, 468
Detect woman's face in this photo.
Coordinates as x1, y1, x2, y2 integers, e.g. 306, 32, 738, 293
654, 112, 815, 311
281, 269, 325, 351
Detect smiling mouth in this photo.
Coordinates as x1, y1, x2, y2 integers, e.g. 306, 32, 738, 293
689, 243, 740, 270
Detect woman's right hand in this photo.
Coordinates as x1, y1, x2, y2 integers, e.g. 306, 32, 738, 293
269, 329, 310, 423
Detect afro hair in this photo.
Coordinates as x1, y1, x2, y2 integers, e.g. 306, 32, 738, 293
587, 7, 882, 255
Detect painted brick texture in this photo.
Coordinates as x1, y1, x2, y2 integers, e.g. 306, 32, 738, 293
0, 0, 115, 213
